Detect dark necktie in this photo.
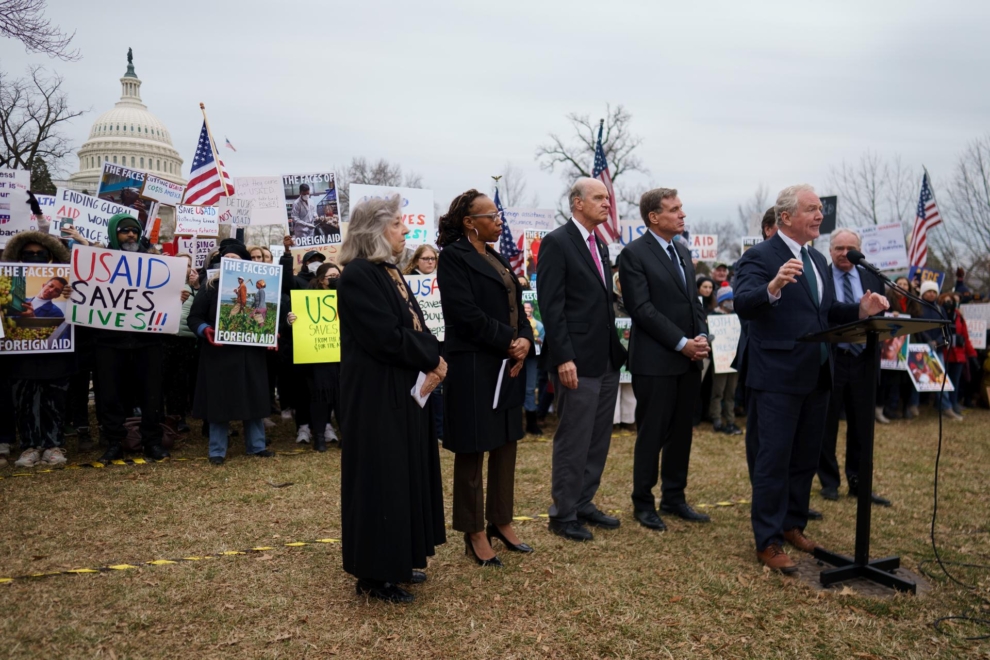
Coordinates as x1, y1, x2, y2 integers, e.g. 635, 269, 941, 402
667, 244, 686, 289
842, 272, 864, 356
801, 247, 827, 365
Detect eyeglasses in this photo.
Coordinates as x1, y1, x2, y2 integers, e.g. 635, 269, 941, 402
466, 211, 503, 222
419, 257, 437, 262
117, 227, 140, 236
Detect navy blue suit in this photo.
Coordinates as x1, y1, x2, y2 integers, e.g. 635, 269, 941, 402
734, 233, 859, 551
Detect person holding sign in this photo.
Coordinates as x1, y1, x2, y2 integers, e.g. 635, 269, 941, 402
187, 242, 276, 465
436, 189, 535, 567
337, 195, 447, 604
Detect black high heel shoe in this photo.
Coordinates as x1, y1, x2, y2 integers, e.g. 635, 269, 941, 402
486, 524, 534, 553
464, 533, 503, 567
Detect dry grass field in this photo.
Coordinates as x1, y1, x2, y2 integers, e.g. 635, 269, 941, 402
2, 407, 989, 659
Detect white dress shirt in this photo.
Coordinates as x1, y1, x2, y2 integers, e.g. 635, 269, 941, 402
768, 230, 823, 304
648, 229, 689, 352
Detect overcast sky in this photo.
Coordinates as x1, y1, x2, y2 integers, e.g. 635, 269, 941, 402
3, 0, 988, 228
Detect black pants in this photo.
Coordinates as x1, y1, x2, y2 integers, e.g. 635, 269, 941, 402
12, 378, 69, 449
163, 336, 198, 418
631, 370, 701, 512
95, 344, 164, 448
818, 349, 874, 491
0, 377, 15, 447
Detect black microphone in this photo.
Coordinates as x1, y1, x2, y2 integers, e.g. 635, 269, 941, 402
846, 249, 882, 277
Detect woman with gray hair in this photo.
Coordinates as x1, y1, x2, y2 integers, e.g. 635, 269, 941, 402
337, 195, 448, 604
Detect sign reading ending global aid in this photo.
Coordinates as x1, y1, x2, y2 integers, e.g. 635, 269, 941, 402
405, 274, 443, 341
349, 184, 435, 246
68, 245, 187, 334
51, 189, 134, 246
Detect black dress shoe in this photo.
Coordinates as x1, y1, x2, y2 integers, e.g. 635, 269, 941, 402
547, 520, 594, 542
253, 449, 275, 457
634, 510, 667, 531
405, 570, 427, 584
144, 445, 170, 461
464, 533, 503, 566
659, 502, 711, 523
355, 579, 414, 603
848, 487, 892, 507
577, 510, 620, 529
807, 508, 823, 520
98, 445, 124, 464
487, 524, 534, 553
820, 487, 840, 501
209, 456, 225, 466
725, 423, 743, 436
314, 440, 327, 452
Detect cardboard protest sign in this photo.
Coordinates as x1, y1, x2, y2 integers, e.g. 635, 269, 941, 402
504, 207, 554, 243
269, 244, 285, 262
175, 204, 219, 236
524, 230, 547, 278
214, 258, 281, 347
96, 163, 158, 227
143, 174, 184, 205
406, 274, 443, 341
966, 318, 987, 350
68, 245, 186, 334
689, 234, 719, 262
741, 236, 761, 253
880, 332, 910, 370
35, 194, 56, 227
615, 318, 632, 383
0, 263, 74, 353
522, 290, 544, 356
0, 168, 32, 246
908, 266, 945, 292
905, 343, 953, 392
50, 189, 135, 246
290, 289, 340, 363
619, 218, 647, 246
707, 313, 741, 374
960, 303, 990, 323
231, 176, 287, 227
284, 173, 341, 246
349, 184, 434, 247
217, 196, 254, 227
856, 223, 909, 271
177, 236, 218, 269
288, 243, 340, 274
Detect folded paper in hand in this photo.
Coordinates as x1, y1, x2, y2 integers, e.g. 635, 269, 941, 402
410, 371, 430, 408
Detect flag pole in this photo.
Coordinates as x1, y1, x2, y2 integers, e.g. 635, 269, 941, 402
199, 103, 230, 197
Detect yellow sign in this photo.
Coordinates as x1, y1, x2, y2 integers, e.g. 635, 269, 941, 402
291, 290, 340, 364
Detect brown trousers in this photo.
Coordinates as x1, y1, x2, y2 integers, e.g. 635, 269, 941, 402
452, 441, 517, 533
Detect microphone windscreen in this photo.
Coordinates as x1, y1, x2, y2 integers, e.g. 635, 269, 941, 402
846, 249, 866, 265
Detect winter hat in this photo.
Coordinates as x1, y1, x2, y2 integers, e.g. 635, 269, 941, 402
717, 283, 734, 304
919, 280, 940, 297
219, 242, 251, 261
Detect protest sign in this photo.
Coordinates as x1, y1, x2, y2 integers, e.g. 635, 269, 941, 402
36, 194, 56, 226
287, 243, 340, 274
966, 318, 987, 350
290, 289, 340, 364
269, 244, 285, 262
349, 184, 434, 246
504, 208, 554, 235
217, 196, 254, 227
615, 318, 632, 383
707, 313, 741, 373
406, 274, 444, 341
0, 263, 74, 354
522, 291, 544, 356
95, 163, 156, 228
524, 230, 547, 278
855, 223, 909, 271
960, 303, 990, 323
214, 258, 281, 347
284, 172, 341, 246
0, 168, 32, 246
175, 205, 219, 236
905, 343, 953, 392
880, 334, 909, 370
177, 237, 218, 269
619, 217, 647, 246
51, 189, 135, 246
741, 236, 761, 253
232, 176, 287, 227
689, 234, 719, 262
67, 245, 186, 334
819, 195, 838, 235
143, 174, 184, 205
908, 266, 945, 291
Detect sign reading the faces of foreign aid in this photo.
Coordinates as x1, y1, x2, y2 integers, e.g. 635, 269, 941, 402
214, 258, 282, 347
291, 289, 340, 364
0, 263, 74, 353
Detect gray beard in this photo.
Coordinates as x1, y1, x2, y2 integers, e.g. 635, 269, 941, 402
120, 241, 140, 252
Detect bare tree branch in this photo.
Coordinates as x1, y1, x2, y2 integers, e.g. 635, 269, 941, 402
498, 162, 539, 208
0, 0, 79, 60
335, 157, 424, 219
826, 151, 914, 227
736, 182, 770, 235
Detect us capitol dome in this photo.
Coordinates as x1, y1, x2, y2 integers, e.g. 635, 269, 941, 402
67, 50, 185, 193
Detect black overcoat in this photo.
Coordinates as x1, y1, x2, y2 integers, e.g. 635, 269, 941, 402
436, 237, 534, 454
337, 258, 445, 584
187, 282, 270, 423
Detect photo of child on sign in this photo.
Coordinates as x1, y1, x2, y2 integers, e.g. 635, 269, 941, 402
214, 258, 281, 347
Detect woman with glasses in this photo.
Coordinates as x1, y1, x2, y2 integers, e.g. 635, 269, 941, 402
436, 189, 535, 567
403, 245, 439, 276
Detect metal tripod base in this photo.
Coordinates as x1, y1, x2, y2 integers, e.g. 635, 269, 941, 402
813, 547, 916, 593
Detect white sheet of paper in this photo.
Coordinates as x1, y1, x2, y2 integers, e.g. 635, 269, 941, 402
410, 371, 430, 408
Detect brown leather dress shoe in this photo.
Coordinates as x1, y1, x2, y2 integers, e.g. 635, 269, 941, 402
783, 528, 820, 554
756, 544, 798, 574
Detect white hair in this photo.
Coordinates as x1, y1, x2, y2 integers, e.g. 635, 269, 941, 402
829, 227, 861, 247
338, 195, 401, 266
774, 184, 816, 226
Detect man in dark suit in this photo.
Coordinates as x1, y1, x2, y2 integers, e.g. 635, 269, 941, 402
734, 184, 889, 574
817, 228, 893, 507
537, 177, 628, 542
618, 188, 711, 531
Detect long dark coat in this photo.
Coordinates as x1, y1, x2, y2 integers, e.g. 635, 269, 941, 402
337, 258, 445, 584
187, 282, 270, 423
436, 237, 534, 454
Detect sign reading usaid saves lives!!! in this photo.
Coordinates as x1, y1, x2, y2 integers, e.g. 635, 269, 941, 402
68, 245, 187, 334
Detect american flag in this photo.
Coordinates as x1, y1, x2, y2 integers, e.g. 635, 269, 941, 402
907, 169, 942, 268
592, 120, 619, 244
182, 121, 235, 206
224, 136, 236, 152
495, 187, 525, 276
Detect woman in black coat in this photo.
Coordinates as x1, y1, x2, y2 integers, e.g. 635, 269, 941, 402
337, 195, 448, 604
187, 242, 274, 465
436, 189, 535, 567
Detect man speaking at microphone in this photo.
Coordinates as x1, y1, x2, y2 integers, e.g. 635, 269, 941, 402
734, 185, 889, 574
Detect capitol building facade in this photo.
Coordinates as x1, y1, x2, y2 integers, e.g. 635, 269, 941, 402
65, 52, 185, 198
